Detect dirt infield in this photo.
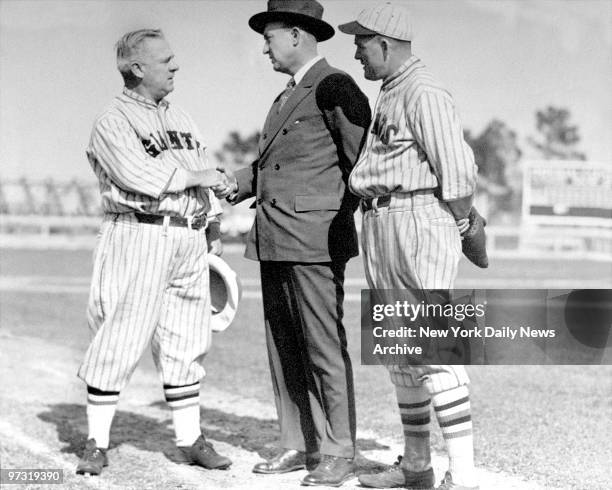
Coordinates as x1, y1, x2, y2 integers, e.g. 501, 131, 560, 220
1, 247, 610, 489
1, 331, 561, 490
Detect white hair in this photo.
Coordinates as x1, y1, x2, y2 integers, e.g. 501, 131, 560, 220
115, 29, 164, 80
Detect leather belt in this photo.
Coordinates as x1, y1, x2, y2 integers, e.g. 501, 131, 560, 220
361, 195, 391, 212
134, 213, 207, 230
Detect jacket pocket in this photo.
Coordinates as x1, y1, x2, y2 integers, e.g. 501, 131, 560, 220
294, 195, 341, 212
285, 114, 321, 133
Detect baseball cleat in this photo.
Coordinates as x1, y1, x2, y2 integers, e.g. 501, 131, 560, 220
178, 435, 232, 470
436, 471, 479, 490
76, 438, 108, 476
358, 456, 434, 489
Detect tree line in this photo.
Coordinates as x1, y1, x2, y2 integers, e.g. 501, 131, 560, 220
215, 105, 587, 224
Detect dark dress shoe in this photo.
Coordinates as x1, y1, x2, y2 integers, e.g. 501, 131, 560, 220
301, 455, 355, 487
253, 449, 315, 474
178, 435, 232, 470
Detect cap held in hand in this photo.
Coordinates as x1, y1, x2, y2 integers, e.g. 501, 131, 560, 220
208, 254, 242, 332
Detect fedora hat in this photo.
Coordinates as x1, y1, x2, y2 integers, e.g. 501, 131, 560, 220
208, 254, 242, 332
249, 0, 335, 42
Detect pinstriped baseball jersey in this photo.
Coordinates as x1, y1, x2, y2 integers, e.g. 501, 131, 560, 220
349, 56, 476, 201
79, 87, 220, 392
352, 56, 476, 394
88, 88, 222, 218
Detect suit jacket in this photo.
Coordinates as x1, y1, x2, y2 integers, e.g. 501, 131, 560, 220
233, 59, 371, 262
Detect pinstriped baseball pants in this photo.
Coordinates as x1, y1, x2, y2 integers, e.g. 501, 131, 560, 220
361, 192, 470, 394
78, 213, 212, 392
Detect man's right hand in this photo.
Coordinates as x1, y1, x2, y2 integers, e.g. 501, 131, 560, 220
213, 167, 238, 199
165, 168, 229, 193
198, 169, 229, 189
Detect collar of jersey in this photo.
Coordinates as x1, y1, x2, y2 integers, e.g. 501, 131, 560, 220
122, 87, 169, 109
382, 55, 422, 91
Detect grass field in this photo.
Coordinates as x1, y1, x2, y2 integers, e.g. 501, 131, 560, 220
0, 246, 611, 489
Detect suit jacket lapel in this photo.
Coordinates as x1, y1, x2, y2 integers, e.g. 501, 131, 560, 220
258, 59, 329, 158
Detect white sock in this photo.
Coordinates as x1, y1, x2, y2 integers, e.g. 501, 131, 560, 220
164, 382, 202, 447
432, 385, 477, 487
86, 386, 119, 449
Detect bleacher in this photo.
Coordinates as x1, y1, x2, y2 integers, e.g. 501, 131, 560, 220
0, 179, 254, 239
0, 171, 610, 261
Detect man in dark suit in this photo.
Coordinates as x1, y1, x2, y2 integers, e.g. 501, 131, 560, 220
217, 0, 370, 486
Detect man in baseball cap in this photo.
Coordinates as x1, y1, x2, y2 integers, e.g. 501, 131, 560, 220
339, 3, 480, 490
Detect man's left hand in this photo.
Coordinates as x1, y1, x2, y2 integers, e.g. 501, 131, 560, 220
208, 238, 223, 256
206, 220, 222, 255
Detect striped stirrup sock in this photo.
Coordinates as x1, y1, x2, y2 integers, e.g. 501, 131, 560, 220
164, 382, 201, 447
432, 385, 476, 486
86, 386, 119, 449
396, 386, 432, 470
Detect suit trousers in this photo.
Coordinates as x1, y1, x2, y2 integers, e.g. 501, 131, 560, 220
260, 260, 356, 458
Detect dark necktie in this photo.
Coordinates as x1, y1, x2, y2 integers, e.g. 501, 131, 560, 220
277, 78, 296, 113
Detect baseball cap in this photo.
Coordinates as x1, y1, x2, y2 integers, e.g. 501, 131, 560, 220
338, 1, 413, 41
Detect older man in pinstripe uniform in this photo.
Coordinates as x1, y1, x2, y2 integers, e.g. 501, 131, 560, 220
340, 3, 479, 490
76, 29, 231, 476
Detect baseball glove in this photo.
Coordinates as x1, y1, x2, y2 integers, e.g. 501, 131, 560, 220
462, 207, 489, 268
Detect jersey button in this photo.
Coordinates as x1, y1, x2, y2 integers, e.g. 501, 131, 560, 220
271, 198, 277, 207
274, 164, 280, 170
257, 198, 263, 205
282, 128, 288, 135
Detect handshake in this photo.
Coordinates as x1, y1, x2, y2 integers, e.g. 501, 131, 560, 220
200, 168, 238, 199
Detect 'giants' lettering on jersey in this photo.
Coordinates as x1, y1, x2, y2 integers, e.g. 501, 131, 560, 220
141, 131, 202, 157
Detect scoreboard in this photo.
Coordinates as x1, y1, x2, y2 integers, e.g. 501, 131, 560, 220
522, 161, 612, 228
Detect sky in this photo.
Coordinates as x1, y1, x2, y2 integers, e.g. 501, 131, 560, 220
0, 0, 610, 183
